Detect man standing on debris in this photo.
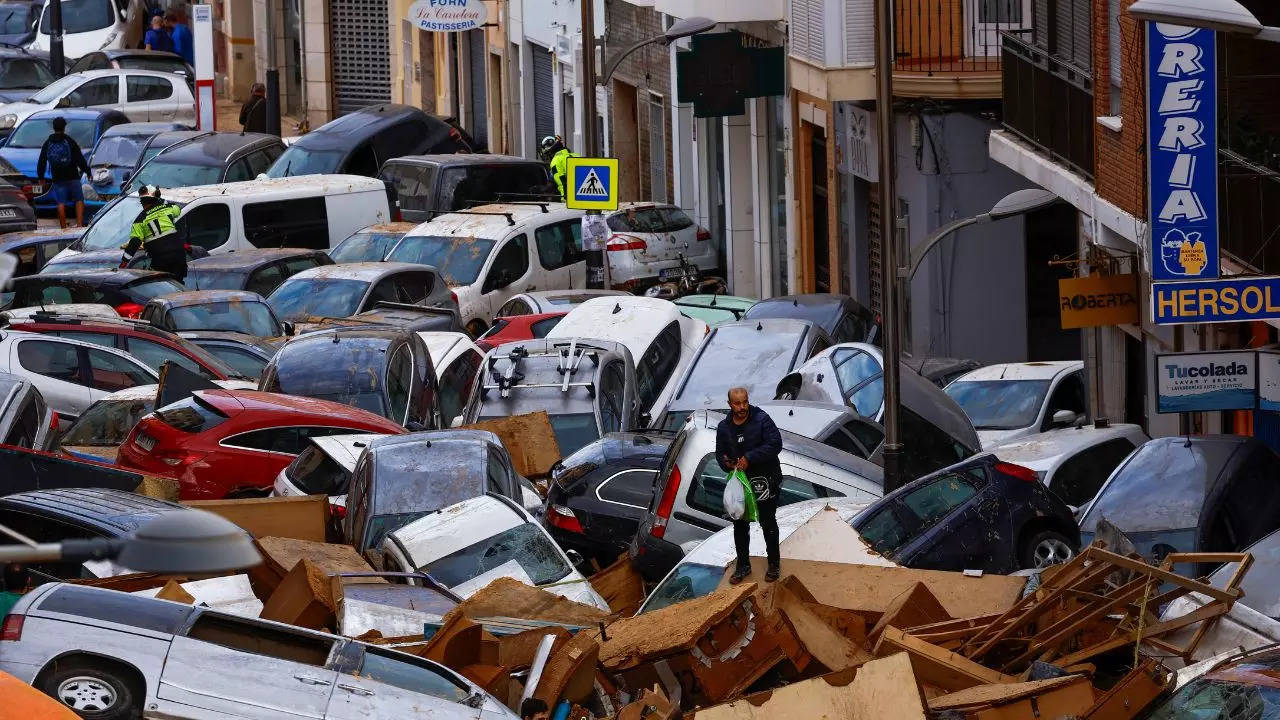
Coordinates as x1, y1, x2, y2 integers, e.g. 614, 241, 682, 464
717, 387, 783, 584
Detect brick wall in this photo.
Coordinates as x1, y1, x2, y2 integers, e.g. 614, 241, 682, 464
604, 0, 674, 202
1092, 0, 1144, 219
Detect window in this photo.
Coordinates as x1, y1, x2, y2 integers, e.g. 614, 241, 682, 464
223, 427, 301, 454
1050, 438, 1137, 507
17, 340, 82, 384
177, 203, 232, 252
245, 265, 286, 297
534, 221, 582, 271
243, 150, 275, 178
606, 207, 664, 233
635, 321, 682, 410
126, 75, 172, 102
281, 256, 324, 277
53, 330, 119, 350
222, 158, 254, 183
598, 360, 626, 433
344, 142, 378, 176
243, 197, 329, 249
40, 240, 69, 266
204, 345, 267, 379
833, 312, 871, 344
186, 613, 333, 667
436, 164, 552, 211
85, 347, 152, 392
391, 272, 432, 304
859, 507, 912, 555
154, 394, 228, 433
4, 393, 43, 448
40, 586, 192, 633
355, 648, 470, 703
686, 453, 835, 516
371, 121, 429, 166
485, 449, 508, 495
67, 76, 118, 106
497, 299, 532, 317
660, 207, 693, 232
482, 235, 529, 293
380, 162, 436, 212
420, 522, 571, 587
346, 454, 372, 542
597, 469, 657, 508
531, 316, 561, 338
1042, 372, 1087, 430
900, 408, 973, 480
900, 473, 979, 529
385, 346, 412, 424
832, 346, 884, 418
125, 338, 209, 378
438, 349, 481, 425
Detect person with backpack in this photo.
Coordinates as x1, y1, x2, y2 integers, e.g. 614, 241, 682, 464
36, 116, 91, 229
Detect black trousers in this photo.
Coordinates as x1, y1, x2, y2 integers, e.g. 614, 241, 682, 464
733, 497, 779, 571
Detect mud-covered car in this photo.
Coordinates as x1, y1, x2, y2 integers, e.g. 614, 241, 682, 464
139, 290, 290, 338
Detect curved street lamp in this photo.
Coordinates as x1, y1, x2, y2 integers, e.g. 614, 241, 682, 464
906, 188, 1060, 281
1128, 0, 1280, 42
600, 16, 717, 87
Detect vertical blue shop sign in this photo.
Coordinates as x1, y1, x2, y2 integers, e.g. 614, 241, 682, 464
1147, 23, 1218, 282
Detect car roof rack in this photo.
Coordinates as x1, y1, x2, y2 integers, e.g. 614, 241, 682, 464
9, 311, 156, 331
482, 339, 601, 399
487, 199, 553, 212
423, 209, 516, 226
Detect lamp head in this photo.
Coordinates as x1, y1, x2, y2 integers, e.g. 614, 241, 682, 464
989, 188, 1059, 220
665, 16, 716, 43
1127, 0, 1262, 35
116, 510, 260, 574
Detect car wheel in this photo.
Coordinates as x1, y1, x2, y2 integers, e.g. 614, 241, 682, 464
1020, 529, 1075, 569
465, 320, 487, 339
39, 659, 141, 720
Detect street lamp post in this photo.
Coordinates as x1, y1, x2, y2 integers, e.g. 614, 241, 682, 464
905, 189, 1060, 281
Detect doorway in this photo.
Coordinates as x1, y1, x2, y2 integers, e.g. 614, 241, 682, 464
1024, 202, 1080, 361
811, 126, 830, 293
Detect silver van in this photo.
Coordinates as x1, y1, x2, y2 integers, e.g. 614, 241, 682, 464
628, 409, 884, 581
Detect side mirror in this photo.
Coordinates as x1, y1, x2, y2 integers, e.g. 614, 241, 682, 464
282, 321, 295, 336
565, 549, 585, 568
1051, 409, 1078, 427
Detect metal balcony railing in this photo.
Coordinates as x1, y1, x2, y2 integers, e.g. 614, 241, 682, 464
893, 0, 1014, 73
999, 31, 1094, 180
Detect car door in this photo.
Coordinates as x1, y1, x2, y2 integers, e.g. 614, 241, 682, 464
64, 75, 123, 113
476, 233, 533, 321
82, 344, 156, 402
533, 219, 585, 291
124, 74, 177, 120
326, 644, 480, 720
1040, 370, 1087, 431
893, 469, 997, 571
158, 611, 339, 719
8, 337, 89, 423
438, 347, 482, 426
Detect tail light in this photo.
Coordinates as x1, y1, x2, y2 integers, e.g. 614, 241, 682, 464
607, 234, 647, 252
329, 502, 347, 520
995, 461, 1039, 484
48, 411, 58, 431
449, 289, 458, 307
696, 227, 711, 241
546, 504, 584, 533
114, 302, 144, 318
1, 614, 23, 641
20, 184, 40, 201
649, 465, 682, 539
156, 450, 207, 468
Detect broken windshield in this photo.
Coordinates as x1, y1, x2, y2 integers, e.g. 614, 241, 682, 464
420, 523, 570, 589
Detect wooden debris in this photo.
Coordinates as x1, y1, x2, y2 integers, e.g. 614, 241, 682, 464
874, 627, 1019, 691
153, 579, 195, 604
461, 411, 561, 478
867, 581, 950, 646
450, 577, 609, 627
589, 555, 646, 617
259, 558, 337, 631
1082, 660, 1172, 719
186, 494, 329, 542
928, 675, 1095, 718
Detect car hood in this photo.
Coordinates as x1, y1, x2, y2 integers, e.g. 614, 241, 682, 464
0, 101, 44, 119
0, 146, 40, 176
0, 88, 36, 104
977, 427, 1033, 449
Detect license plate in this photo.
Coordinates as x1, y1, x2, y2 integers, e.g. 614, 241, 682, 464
135, 433, 156, 452
660, 265, 698, 281
0, 208, 17, 219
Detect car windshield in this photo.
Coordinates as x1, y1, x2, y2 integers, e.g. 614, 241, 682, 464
117, 57, 188, 75
385, 235, 494, 286
945, 380, 1051, 430
286, 446, 350, 495
168, 302, 280, 337
366, 512, 432, 551
59, 397, 154, 446
25, 72, 79, 104
673, 327, 805, 408
90, 133, 149, 167
265, 144, 344, 177
8, 117, 95, 149
437, 165, 550, 210
1210, 531, 1280, 619
125, 278, 186, 299
267, 277, 368, 320
43, 253, 115, 271
641, 563, 725, 614
329, 231, 403, 263
548, 413, 600, 457
420, 522, 572, 589
0, 4, 33, 34
1080, 440, 1236, 534
80, 197, 180, 251
39, 0, 114, 34
0, 57, 53, 90
130, 161, 223, 190
1141, 671, 1280, 719
263, 352, 388, 418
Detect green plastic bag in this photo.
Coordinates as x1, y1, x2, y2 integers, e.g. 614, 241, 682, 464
724, 469, 759, 523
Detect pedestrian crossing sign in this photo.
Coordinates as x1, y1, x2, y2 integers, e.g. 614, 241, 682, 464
566, 157, 619, 211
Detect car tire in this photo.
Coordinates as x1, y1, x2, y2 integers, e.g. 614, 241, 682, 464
1019, 529, 1076, 569
39, 658, 142, 720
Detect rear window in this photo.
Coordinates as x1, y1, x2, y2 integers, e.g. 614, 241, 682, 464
40, 585, 194, 633
286, 445, 351, 495
1080, 440, 1237, 533
437, 164, 551, 211
153, 394, 229, 434
125, 278, 187, 300
61, 396, 154, 446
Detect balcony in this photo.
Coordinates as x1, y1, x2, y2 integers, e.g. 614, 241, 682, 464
1000, 31, 1094, 180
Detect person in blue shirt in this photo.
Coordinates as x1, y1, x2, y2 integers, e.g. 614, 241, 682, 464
166, 11, 194, 65
144, 15, 173, 53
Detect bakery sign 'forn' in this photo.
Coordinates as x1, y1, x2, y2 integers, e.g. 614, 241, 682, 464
409, 0, 487, 33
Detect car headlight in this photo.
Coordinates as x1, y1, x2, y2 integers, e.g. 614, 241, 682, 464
0, 114, 16, 130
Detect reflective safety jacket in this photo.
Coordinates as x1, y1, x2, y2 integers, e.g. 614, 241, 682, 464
550, 148, 579, 200
122, 202, 181, 258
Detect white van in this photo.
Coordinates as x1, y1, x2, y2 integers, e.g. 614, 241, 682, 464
52, 175, 392, 263
30, 0, 146, 58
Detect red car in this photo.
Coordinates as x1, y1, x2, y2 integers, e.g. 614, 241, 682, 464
475, 312, 566, 351
117, 389, 405, 499
7, 315, 246, 380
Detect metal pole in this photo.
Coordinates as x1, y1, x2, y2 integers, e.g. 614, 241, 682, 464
876, 0, 904, 493
581, 0, 606, 288
264, 0, 282, 136
49, 0, 64, 76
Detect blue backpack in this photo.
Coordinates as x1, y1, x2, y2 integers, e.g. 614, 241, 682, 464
47, 137, 73, 171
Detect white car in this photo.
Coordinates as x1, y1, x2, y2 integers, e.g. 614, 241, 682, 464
493, 289, 629, 318
273, 432, 386, 515
416, 331, 483, 427
383, 203, 587, 335
985, 422, 1149, 512
0, 329, 156, 427
381, 493, 610, 611
29, 0, 146, 58
0, 69, 194, 134
546, 296, 707, 426
944, 361, 1087, 448
604, 202, 716, 291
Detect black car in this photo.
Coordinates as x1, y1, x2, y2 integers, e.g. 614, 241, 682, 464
68, 49, 193, 84
126, 130, 287, 193
40, 246, 211, 274
0, 177, 35, 232
0, 45, 51, 103
185, 248, 333, 296
267, 104, 474, 179
7, 268, 184, 316
259, 327, 440, 430
743, 293, 881, 345
1079, 435, 1280, 570
545, 432, 672, 569
852, 453, 1081, 573
379, 154, 554, 222
178, 330, 284, 380
902, 354, 983, 388
0, 487, 188, 582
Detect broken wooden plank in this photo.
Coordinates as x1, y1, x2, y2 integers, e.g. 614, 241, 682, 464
928, 675, 1092, 713
874, 627, 1018, 692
